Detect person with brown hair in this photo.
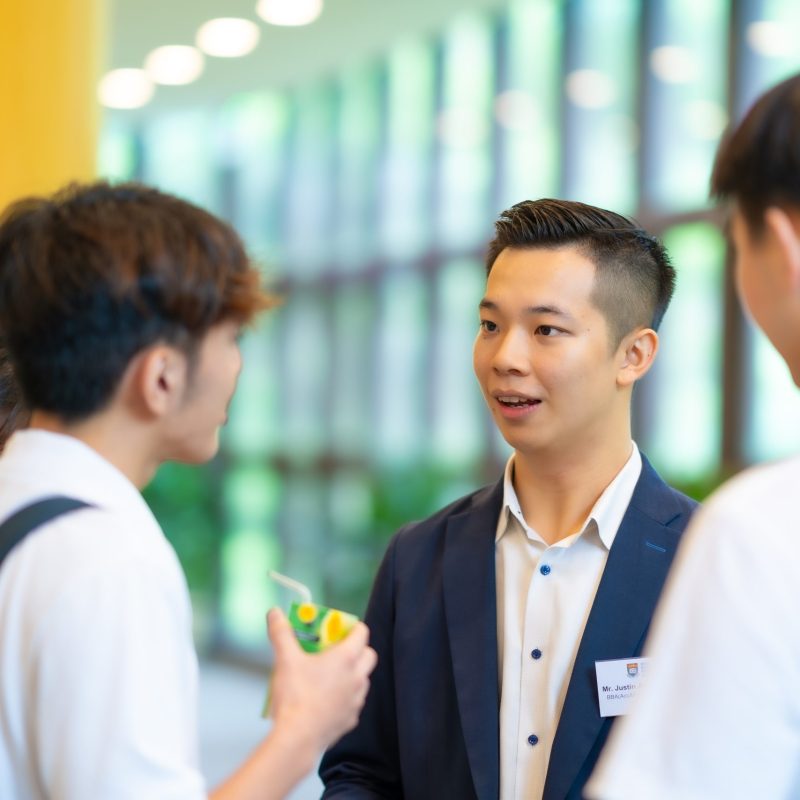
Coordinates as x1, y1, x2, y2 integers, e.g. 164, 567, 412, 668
0, 342, 28, 451
587, 73, 800, 800
320, 198, 697, 800
0, 181, 376, 800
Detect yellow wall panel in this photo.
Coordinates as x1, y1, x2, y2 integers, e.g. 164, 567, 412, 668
0, 0, 104, 212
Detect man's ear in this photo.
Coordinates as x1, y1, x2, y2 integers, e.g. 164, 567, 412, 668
616, 328, 659, 388
131, 345, 189, 418
764, 206, 800, 294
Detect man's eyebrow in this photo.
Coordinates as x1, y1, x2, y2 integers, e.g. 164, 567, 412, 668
479, 299, 575, 319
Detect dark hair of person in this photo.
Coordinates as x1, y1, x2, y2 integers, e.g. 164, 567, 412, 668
0, 342, 28, 451
485, 198, 676, 347
0, 181, 276, 422
711, 72, 800, 235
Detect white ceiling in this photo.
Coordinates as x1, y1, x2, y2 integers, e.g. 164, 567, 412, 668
105, 0, 509, 118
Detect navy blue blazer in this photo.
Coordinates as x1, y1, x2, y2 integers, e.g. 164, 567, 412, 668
320, 456, 697, 800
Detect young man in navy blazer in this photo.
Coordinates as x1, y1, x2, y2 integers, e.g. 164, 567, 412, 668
320, 198, 698, 800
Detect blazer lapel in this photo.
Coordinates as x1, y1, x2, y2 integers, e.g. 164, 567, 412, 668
543, 459, 690, 800
443, 480, 504, 800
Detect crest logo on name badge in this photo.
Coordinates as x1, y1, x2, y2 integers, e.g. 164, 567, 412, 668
626, 662, 639, 677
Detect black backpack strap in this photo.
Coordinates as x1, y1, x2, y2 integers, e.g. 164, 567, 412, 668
0, 496, 92, 569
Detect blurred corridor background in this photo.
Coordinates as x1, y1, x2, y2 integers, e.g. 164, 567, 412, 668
6, 0, 798, 692
93, 0, 800, 661
5, 0, 800, 790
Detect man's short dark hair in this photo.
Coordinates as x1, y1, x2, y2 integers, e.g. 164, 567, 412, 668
485, 198, 676, 347
0, 341, 27, 451
0, 181, 275, 422
711, 72, 800, 235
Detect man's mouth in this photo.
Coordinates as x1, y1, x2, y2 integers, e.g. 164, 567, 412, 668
495, 394, 541, 408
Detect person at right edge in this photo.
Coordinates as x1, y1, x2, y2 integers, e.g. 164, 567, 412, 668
320, 198, 698, 799
586, 72, 800, 800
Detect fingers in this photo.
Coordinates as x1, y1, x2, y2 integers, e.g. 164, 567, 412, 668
266, 607, 301, 662
269, 610, 376, 685
360, 644, 378, 677
350, 645, 377, 715
338, 620, 370, 653
354, 667, 372, 708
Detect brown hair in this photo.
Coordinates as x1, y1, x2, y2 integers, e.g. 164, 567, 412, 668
485, 198, 676, 346
0, 181, 276, 421
0, 342, 28, 451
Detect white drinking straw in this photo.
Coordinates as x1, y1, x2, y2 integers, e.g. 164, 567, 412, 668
267, 570, 313, 603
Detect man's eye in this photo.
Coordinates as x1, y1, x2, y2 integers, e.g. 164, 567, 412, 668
479, 320, 497, 332
537, 325, 558, 336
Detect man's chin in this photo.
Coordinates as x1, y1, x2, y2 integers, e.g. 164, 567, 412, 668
167, 436, 220, 466
505, 434, 556, 459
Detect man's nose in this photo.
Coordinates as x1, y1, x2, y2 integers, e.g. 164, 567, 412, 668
492, 329, 531, 375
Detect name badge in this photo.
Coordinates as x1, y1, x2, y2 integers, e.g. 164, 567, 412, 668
594, 657, 650, 718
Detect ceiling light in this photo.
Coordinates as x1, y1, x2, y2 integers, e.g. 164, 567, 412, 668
256, 0, 323, 27
747, 21, 793, 58
494, 90, 539, 132
145, 45, 204, 85
97, 69, 154, 109
196, 18, 260, 58
650, 46, 697, 84
565, 70, 617, 109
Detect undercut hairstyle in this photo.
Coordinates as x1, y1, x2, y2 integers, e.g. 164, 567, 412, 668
0, 181, 276, 422
485, 198, 676, 347
711, 72, 800, 235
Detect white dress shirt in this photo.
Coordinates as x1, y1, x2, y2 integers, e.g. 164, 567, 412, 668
0, 430, 206, 800
496, 444, 642, 800
586, 454, 800, 800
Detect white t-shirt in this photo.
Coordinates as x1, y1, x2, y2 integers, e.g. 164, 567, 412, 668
0, 430, 206, 800
496, 444, 642, 800
586, 455, 800, 800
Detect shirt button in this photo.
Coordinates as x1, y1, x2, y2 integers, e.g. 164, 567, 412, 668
528, 734, 539, 746
531, 648, 542, 660
539, 564, 551, 576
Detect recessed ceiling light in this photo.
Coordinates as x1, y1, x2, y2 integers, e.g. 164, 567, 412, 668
256, 0, 323, 27
196, 18, 261, 58
650, 46, 697, 84
145, 45, 204, 85
565, 70, 617, 109
494, 90, 539, 132
97, 68, 154, 109
747, 20, 793, 58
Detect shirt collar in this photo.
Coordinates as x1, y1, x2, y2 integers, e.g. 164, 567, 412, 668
495, 444, 642, 551
0, 429, 157, 525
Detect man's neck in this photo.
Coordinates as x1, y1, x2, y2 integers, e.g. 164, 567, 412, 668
29, 410, 160, 489
510, 437, 634, 546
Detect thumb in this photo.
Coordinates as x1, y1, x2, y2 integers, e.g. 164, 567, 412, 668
267, 607, 301, 662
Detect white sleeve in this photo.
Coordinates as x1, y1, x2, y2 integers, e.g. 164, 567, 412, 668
585, 494, 800, 800
31, 558, 206, 800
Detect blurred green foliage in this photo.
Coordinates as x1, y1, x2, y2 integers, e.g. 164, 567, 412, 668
142, 461, 222, 608
666, 468, 735, 503
365, 463, 482, 543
